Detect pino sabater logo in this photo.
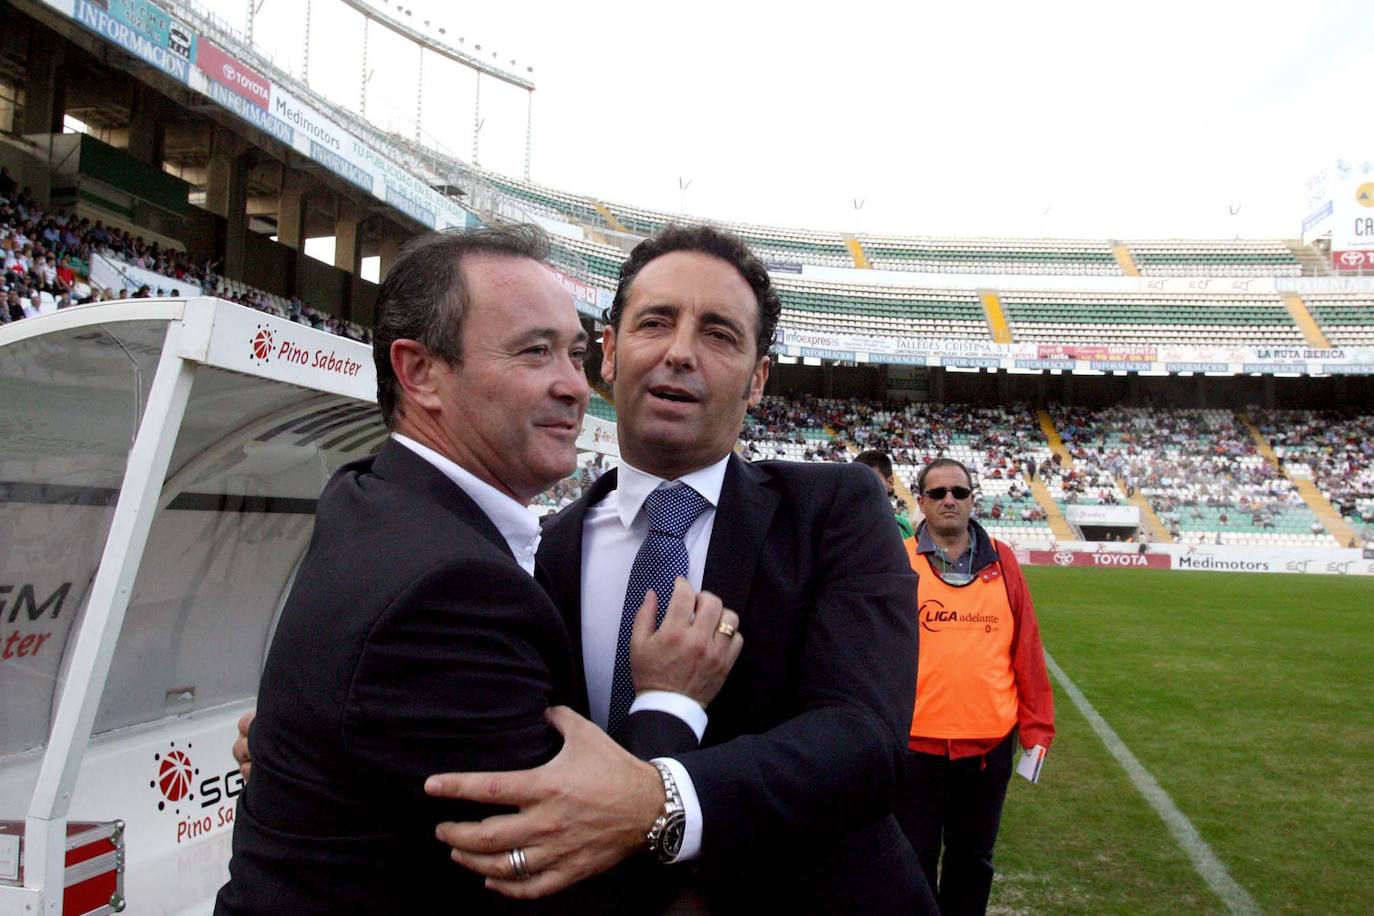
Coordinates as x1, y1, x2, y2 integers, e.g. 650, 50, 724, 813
250, 325, 275, 365
150, 741, 199, 815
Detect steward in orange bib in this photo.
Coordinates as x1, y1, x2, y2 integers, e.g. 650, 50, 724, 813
895, 458, 1054, 916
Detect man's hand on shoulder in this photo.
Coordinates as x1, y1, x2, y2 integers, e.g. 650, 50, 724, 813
631, 577, 743, 707
233, 710, 255, 782
425, 706, 663, 899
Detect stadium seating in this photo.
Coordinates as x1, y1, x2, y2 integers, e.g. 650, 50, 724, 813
858, 236, 1121, 276
0, 186, 373, 340
733, 395, 1366, 549
740, 396, 1056, 545
587, 391, 617, 422
604, 202, 854, 268
773, 277, 990, 338
459, 166, 1329, 283
478, 169, 606, 227
1126, 239, 1302, 277
1255, 409, 1374, 543
1051, 405, 1336, 547
548, 235, 626, 286
1301, 293, 1374, 346
1001, 290, 1305, 345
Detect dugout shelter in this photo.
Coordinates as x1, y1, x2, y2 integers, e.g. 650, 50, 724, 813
0, 298, 384, 914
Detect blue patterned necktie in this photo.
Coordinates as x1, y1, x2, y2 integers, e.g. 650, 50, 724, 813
606, 484, 711, 737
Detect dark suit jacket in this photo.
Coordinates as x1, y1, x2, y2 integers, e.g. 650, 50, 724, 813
216, 440, 577, 914
539, 456, 923, 914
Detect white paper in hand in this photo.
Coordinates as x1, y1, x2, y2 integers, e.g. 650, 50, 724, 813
1015, 744, 1047, 784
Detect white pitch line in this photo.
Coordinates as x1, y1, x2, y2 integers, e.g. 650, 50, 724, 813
1044, 651, 1261, 915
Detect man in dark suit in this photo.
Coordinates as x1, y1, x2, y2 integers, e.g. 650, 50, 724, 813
427, 225, 931, 913
216, 225, 740, 913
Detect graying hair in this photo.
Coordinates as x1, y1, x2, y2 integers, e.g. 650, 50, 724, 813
372, 223, 551, 426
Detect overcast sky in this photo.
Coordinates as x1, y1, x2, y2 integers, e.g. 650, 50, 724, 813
199, 0, 1373, 239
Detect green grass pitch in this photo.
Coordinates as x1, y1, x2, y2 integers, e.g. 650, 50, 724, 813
986, 566, 1374, 915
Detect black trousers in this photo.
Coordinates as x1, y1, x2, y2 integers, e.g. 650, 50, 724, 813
895, 732, 1017, 916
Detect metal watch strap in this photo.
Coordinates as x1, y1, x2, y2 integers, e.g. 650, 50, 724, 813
645, 761, 683, 860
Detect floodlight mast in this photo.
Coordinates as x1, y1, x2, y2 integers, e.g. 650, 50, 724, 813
337, 0, 536, 172
336, 0, 534, 90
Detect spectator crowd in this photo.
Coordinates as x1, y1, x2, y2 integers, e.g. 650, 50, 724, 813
0, 176, 369, 341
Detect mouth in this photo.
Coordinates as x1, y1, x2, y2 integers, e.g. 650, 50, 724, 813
535, 418, 580, 435
648, 385, 700, 405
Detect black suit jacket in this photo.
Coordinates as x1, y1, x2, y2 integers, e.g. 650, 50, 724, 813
216, 440, 576, 914
539, 456, 923, 914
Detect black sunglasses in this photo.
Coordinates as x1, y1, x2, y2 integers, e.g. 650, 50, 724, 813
922, 486, 973, 500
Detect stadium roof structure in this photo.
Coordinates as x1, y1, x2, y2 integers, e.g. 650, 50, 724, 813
337, 0, 536, 90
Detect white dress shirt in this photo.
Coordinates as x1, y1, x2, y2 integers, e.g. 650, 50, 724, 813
580, 454, 732, 862
391, 434, 542, 575
395, 433, 716, 861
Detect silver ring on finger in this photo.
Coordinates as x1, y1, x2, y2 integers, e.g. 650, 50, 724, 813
507, 846, 531, 880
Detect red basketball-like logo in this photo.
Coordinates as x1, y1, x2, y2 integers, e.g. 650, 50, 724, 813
159, 750, 194, 801
251, 326, 275, 363
150, 742, 199, 813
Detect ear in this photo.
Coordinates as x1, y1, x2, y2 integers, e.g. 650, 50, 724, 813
600, 325, 617, 384
390, 339, 446, 413
744, 355, 770, 406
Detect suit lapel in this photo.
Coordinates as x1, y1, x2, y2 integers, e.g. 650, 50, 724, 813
702, 456, 778, 619
536, 467, 618, 717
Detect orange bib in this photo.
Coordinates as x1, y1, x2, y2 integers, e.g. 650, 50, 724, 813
906, 547, 1019, 741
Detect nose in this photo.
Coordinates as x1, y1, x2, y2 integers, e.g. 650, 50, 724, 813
663, 322, 698, 370
553, 351, 591, 404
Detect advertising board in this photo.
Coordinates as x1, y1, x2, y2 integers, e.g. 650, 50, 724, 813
1327, 157, 1374, 272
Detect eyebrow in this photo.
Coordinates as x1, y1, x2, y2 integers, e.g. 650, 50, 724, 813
634, 302, 750, 341
507, 327, 589, 349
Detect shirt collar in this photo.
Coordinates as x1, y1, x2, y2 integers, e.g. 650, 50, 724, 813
612, 454, 730, 530
916, 521, 978, 563
390, 433, 541, 565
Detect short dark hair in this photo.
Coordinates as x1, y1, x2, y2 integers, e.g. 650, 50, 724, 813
604, 224, 781, 360
373, 223, 550, 426
853, 449, 894, 479
916, 458, 974, 494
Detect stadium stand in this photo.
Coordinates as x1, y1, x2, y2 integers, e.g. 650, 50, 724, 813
1051, 406, 1335, 547
548, 234, 627, 286
1125, 239, 1303, 277
1000, 290, 1306, 345
858, 236, 1122, 276
1255, 409, 1374, 544
587, 391, 618, 422
1300, 292, 1374, 346
773, 277, 990, 338
481, 171, 607, 227
0, 187, 370, 340
731, 395, 1371, 550
592, 201, 854, 269
740, 396, 1056, 545
740, 395, 849, 463
454, 164, 1330, 280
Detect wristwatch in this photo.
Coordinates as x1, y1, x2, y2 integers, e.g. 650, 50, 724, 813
645, 761, 685, 863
